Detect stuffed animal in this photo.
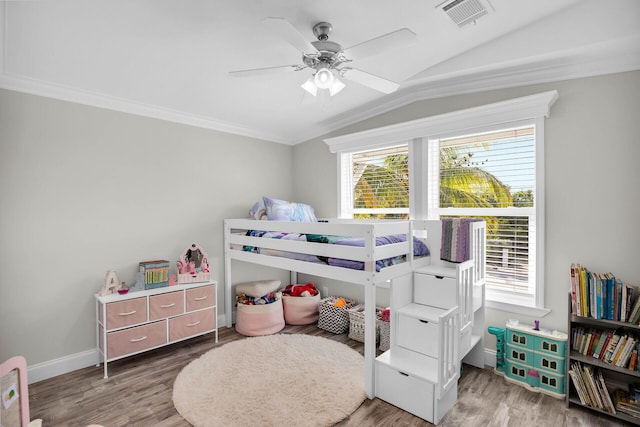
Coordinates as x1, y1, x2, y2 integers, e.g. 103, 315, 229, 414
283, 283, 318, 297
333, 297, 347, 307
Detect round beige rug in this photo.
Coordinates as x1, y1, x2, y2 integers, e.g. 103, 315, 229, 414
172, 334, 365, 427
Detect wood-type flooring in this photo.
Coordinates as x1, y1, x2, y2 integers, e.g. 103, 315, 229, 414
28, 325, 634, 426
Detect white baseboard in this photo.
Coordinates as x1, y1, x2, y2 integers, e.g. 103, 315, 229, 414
27, 349, 98, 384
485, 348, 497, 368
27, 313, 229, 384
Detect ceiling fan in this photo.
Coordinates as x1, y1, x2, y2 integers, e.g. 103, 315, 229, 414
229, 18, 417, 97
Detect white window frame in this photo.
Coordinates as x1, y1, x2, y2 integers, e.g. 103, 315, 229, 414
325, 91, 558, 316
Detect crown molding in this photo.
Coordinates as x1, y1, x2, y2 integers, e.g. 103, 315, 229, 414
324, 90, 558, 153
0, 72, 297, 145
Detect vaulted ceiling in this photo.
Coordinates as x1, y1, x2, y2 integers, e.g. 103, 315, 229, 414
1, 0, 639, 144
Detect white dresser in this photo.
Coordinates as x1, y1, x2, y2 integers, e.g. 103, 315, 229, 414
96, 281, 217, 378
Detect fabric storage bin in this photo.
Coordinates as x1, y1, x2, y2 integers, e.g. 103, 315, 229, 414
235, 293, 285, 336
348, 305, 384, 343
318, 296, 355, 334
282, 293, 320, 325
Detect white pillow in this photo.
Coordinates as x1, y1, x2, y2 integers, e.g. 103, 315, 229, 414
235, 280, 281, 298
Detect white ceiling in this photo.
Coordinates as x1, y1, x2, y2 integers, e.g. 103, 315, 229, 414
1, 0, 639, 145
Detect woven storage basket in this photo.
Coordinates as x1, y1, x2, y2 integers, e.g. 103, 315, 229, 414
318, 296, 355, 334
377, 319, 391, 351
235, 293, 285, 337
282, 293, 320, 325
348, 305, 384, 343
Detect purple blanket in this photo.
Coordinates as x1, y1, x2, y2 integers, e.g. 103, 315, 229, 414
328, 234, 430, 271
243, 231, 429, 271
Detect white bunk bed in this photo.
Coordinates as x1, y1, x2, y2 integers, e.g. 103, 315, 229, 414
223, 218, 485, 402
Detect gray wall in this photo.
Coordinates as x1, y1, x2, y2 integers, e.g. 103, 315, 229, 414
0, 89, 293, 368
1, 70, 638, 377
293, 71, 640, 347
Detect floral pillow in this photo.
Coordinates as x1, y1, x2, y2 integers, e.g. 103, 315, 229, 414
262, 196, 318, 222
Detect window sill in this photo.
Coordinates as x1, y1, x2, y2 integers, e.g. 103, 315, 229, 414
486, 290, 551, 318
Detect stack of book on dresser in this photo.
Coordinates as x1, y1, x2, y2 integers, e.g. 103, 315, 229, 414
569, 264, 639, 322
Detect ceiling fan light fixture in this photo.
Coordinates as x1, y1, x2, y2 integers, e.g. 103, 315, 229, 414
329, 77, 345, 96
314, 67, 334, 89
301, 76, 318, 96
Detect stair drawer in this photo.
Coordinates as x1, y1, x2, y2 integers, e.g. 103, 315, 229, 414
106, 321, 166, 358
169, 308, 216, 342
414, 273, 457, 309
103, 297, 147, 329
397, 312, 439, 358
186, 285, 215, 311
149, 291, 184, 320
376, 358, 434, 423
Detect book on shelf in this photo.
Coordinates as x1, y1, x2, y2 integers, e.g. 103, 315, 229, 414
609, 335, 628, 366
630, 350, 638, 371
570, 263, 638, 324
593, 330, 612, 359
572, 325, 640, 370
569, 264, 582, 316
630, 294, 640, 325
612, 385, 640, 418
598, 369, 616, 414
569, 361, 616, 413
605, 272, 614, 320
603, 334, 621, 363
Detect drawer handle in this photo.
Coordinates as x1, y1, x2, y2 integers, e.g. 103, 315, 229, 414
118, 310, 137, 316
160, 303, 176, 308
130, 336, 147, 343
194, 296, 208, 301
399, 371, 409, 377
187, 321, 201, 327
435, 275, 444, 279
419, 319, 429, 324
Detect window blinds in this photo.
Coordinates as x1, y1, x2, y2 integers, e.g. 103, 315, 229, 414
439, 126, 536, 294
349, 144, 409, 218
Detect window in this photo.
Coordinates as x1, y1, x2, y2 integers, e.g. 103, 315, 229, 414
326, 91, 558, 315
341, 144, 409, 219
430, 125, 538, 306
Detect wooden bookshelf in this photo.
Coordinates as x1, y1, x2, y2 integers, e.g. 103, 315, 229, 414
567, 294, 640, 425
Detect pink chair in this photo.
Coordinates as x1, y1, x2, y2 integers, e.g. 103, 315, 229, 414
0, 355, 30, 427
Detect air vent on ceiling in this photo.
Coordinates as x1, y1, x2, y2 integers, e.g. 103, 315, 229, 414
437, 0, 489, 27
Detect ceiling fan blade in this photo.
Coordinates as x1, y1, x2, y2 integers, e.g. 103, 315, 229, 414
229, 64, 301, 77
262, 17, 319, 54
341, 68, 400, 94
342, 28, 417, 60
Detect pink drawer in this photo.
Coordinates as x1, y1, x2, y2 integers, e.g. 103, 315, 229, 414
186, 285, 215, 312
104, 297, 147, 329
149, 291, 184, 321
169, 308, 216, 342
106, 321, 166, 359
